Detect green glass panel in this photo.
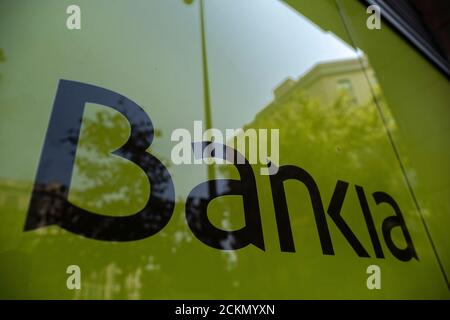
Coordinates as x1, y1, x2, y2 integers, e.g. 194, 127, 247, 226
0, 0, 448, 299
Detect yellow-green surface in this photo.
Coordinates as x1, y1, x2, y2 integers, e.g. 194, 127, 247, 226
0, 0, 449, 299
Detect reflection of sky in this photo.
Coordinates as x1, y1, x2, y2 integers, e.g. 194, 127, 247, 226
0, 0, 360, 198
205, 0, 358, 129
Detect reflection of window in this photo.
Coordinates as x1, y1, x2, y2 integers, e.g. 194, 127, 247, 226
337, 79, 353, 93
337, 79, 356, 103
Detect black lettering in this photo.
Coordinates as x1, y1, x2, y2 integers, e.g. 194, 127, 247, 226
373, 191, 418, 261
356, 185, 384, 258
24, 80, 175, 241
269, 165, 333, 255
327, 181, 369, 257
185, 142, 264, 250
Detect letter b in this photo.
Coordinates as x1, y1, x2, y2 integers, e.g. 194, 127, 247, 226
24, 80, 175, 241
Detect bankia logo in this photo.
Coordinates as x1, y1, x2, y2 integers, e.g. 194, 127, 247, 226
25, 79, 418, 261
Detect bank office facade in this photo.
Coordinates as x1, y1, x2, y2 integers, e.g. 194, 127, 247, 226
0, 0, 449, 299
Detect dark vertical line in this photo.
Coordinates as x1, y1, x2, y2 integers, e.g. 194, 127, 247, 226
199, 0, 216, 194
200, 0, 213, 132
335, 0, 449, 290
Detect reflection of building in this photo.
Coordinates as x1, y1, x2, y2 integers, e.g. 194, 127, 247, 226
274, 57, 376, 106
0, 179, 30, 212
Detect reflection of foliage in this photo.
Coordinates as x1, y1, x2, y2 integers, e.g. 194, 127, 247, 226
68, 109, 167, 213
6, 52, 404, 298
220, 83, 396, 185
13, 109, 189, 299
252, 90, 393, 173
214, 73, 401, 271
0, 48, 5, 82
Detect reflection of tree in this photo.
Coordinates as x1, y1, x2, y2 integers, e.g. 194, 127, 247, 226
219, 71, 396, 184
10, 107, 181, 299
67, 109, 168, 213
208, 62, 403, 293
253, 91, 393, 175
0, 48, 5, 63
14, 103, 242, 299
1, 45, 407, 298
0, 48, 5, 81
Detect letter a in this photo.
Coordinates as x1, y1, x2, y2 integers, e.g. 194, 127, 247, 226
66, 5, 81, 30
66, 265, 81, 290
366, 5, 381, 30
366, 265, 381, 289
